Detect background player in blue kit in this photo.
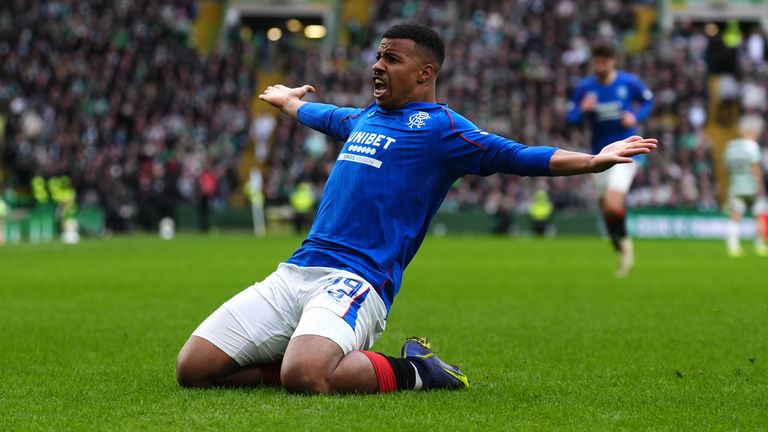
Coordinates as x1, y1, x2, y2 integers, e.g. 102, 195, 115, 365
567, 41, 654, 277
176, 24, 657, 394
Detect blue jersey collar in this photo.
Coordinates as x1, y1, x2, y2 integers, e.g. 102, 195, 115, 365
374, 101, 446, 112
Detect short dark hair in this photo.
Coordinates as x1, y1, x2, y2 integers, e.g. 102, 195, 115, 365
591, 40, 616, 58
382, 23, 445, 68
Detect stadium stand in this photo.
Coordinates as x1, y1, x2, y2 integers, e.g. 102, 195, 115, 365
267, 0, 764, 215
1, 0, 254, 231
2, 0, 767, 234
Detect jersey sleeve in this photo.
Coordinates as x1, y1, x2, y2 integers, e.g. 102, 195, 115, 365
297, 103, 364, 142
566, 80, 588, 124
629, 75, 654, 122
438, 109, 558, 177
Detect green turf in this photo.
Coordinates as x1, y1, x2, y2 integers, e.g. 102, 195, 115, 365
1, 234, 766, 431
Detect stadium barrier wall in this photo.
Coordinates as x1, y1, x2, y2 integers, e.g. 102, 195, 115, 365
169, 203, 605, 236
2, 206, 56, 244
627, 208, 759, 239
1, 205, 104, 245
430, 208, 760, 239
4, 205, 757, 242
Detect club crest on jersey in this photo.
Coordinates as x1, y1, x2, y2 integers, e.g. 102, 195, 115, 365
617, 85, 627, 99
407, 112, 430, 129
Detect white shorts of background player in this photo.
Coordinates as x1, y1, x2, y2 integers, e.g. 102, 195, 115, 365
592, 161, 639, 195
728, 195, 768, 217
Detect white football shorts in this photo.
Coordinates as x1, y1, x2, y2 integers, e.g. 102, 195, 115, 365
728, 195, 768, 217
192, 263, 387, 366
593, 162, 638, 195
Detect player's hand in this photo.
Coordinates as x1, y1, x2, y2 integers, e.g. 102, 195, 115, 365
580, 94, 597, 112
590, 136, 657, 172
258, 84, 316, 117
621, 111, 637, 128
259, 84, 315, 106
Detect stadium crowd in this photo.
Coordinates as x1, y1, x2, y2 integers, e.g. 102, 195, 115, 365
270, 0, 768, 217
2, 0, 768, 232
1, 0, 254, 231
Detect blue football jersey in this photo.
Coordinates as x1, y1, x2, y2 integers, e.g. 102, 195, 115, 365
566, 71, 654, 156
287, 101, 557, 311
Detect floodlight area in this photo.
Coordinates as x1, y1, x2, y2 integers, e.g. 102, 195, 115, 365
303, 25, 326, 39
286, 19, 302, 33
267, 27, 282, 41
237, 14, 326, 42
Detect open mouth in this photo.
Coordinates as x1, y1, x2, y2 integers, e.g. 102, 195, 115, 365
373, 77, 387, 98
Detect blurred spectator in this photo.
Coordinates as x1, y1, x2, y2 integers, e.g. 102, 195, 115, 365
197, 162, 217, 233
290, 181, 316, 233
251, 113, 276, 163
528, 187, 554, 237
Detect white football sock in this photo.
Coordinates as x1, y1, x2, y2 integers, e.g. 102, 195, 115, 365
726, 220, 740, 252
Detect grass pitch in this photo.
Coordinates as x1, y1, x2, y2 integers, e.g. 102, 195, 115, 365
1, 234, 766, 431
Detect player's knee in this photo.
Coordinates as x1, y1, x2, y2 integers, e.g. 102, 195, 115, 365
280, 363, 333, 394
176, 351, 209, 388
175, 358, 198, 388
603, 201, 624, 216
602, 192, 626, 214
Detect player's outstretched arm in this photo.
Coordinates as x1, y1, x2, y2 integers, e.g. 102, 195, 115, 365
258, 84, 316, 119
549, 135, 657, 175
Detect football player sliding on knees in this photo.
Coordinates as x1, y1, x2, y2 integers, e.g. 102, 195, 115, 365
176, 23, 657, 395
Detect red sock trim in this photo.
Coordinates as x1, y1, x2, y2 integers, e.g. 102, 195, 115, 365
258, 361, 282, 387
360, 351, 397, 393
604, 209, 626, 223
762, 214, 768, 241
